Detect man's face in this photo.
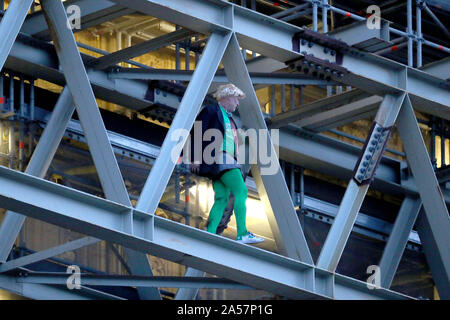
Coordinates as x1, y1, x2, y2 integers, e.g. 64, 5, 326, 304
220, 96, 240, 112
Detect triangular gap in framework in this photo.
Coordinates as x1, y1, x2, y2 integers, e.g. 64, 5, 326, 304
0, 86, 77, 262
40, 0, 131, 206
0, 0, 42, 263
130, 30, 232, 299
220, 33, 313, 264
396, 94, 450, 299
316, 93, 407, 273
134, 31, 232, 218
40, 0, 162, 300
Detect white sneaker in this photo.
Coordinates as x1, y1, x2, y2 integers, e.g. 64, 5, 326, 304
236, 232, 265, 244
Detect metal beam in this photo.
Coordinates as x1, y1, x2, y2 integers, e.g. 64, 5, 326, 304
328, 19, 391, 52
379, 197, 422, 289
222, 33, 313, 263
281, 9, 312, 22
317, 93, 407, 272
108, 68, 332, 86
302, 195, 421, 248
0, 165, 411, 299
0, 237, 100, 273
0, 86, 75, 262
90, 28, 196, 70
270, 3, 310, 19
108, 0, 450, 118
294, 95, 382, 132
40, 0, 160, 300
0, 0, 34, 71
419, 57, 450, 80
416, 210, 450, 300
17, 272, 252, 290
0, 272, 124, 300
175, 268, 206, 300
396, 95, 450, 299
268, 89, 371, 129
423, 4, 450, 39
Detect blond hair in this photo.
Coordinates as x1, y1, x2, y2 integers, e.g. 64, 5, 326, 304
213, 83, 246, 101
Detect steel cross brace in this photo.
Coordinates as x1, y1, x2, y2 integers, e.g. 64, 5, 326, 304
0, 271, 124, 300
14, 271, 253, 290
316, 92, 450, 298
0, 237, 100, 273
175, 268, 205, 300
379, 197, 422, 289
317, 93, 407, 272
0, 0, 34, 72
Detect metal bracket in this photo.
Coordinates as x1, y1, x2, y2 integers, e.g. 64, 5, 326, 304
287, 54, 349, 81
353, 122, 392, 185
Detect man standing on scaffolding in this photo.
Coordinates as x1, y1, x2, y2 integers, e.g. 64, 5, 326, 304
190, 83, 264, 245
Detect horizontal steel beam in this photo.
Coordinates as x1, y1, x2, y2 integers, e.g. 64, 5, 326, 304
0, 165, 411, 300
328, 19, 391, 52
16, 272, 253, 289
419, 57, 450, 80
0, 237, 100, 273
268, 89, 372, 129
109, 0, 450, 118
271, 3, 310, 19
293, 96, 382, 132
0, 272, 124, 300
108, 68, 333, 85
302, 195, 421, 247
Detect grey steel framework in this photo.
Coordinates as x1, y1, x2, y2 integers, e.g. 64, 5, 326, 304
0, 0, 448, 300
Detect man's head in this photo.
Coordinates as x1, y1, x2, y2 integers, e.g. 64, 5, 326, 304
213, 83, 245, 113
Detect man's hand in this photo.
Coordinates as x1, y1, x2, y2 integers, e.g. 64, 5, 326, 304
191, 163, 200, 174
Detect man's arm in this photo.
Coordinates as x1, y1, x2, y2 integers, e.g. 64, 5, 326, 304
191, 106, 213, 173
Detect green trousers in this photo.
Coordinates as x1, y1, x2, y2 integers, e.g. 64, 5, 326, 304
207, 168, 248, 237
